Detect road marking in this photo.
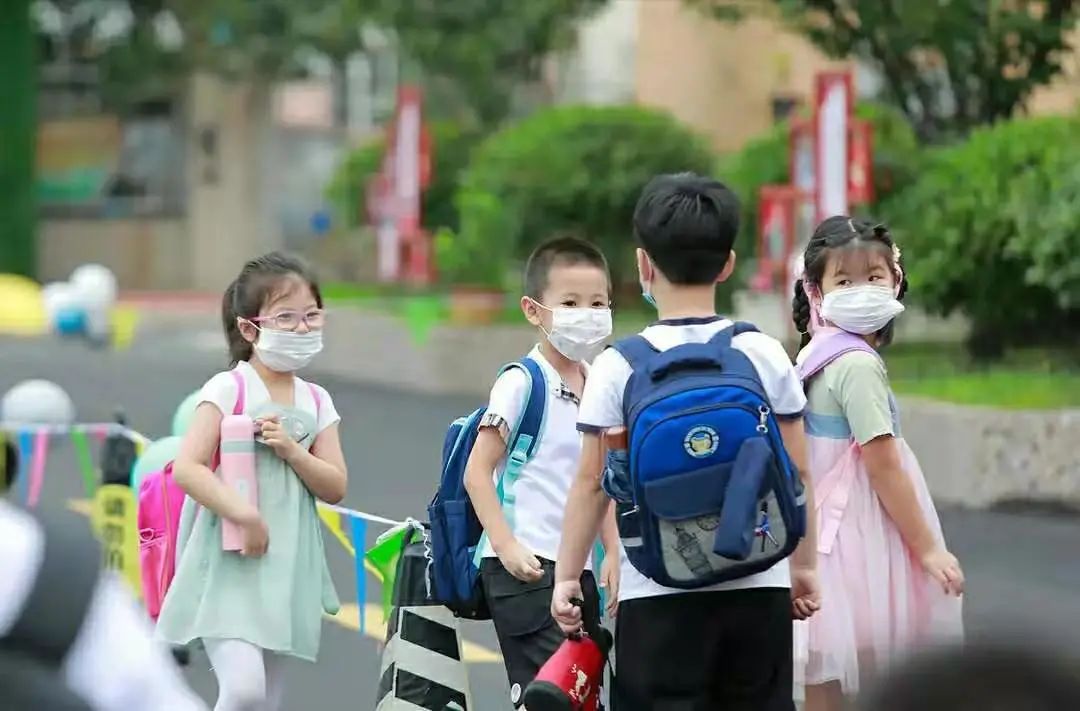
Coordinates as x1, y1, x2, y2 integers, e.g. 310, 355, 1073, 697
67, 498, 502, 664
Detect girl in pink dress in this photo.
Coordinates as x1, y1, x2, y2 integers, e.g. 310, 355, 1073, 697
791, 217, 964, 710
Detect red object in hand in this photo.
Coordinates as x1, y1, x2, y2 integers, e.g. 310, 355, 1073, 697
524, 598, 612, 711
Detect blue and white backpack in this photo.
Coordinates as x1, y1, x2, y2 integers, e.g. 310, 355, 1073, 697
427, 358, 547, 618
603, 321, 806, 589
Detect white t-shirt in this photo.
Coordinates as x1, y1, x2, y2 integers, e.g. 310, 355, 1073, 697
199, 360, 340, 436
478, 346, 593, 569
577, 316, 807, 602
0, 501, 207, 710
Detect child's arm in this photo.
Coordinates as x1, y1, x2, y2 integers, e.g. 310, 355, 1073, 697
862, 437, 963, 595
463, 427, 543, 582
837, 353, 964, 596
553, 432, 610, 632
173, 403, 266, 553
274, 421, 348, 504
778, 416, 820, 619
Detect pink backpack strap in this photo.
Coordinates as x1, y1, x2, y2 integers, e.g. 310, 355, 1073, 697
307, 382, 322, 416
796, 330, 880, 385
230, 368, 246, 415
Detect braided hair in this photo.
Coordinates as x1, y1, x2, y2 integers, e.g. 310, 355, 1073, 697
792, 216, 909, 349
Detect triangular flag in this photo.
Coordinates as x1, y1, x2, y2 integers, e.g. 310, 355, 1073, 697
365, 520, 421, 622
70, 429, 98, 498
17, 430, 33, 504
318, 506, 356, 557
348, 515, 368, 635
27, 429, 49, 508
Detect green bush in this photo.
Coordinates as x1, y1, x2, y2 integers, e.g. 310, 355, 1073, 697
719, 102, 921, 257
881, 115, 1080, 357
454, 105, 717, 290
326, 121, 482, 231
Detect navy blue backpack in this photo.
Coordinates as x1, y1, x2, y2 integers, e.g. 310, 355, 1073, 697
603, 322, 806, 589
428, 358, 547, 618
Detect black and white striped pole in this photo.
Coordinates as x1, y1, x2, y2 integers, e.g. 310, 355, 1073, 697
375, 526, 473, 711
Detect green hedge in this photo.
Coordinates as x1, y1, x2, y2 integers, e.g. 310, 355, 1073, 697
720, 102, 921, 256
326, 121, 482, 232
448, 105, 717, 290
881, 115, 1080, 356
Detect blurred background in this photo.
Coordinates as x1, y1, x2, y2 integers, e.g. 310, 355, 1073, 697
1, 0, 1079, 708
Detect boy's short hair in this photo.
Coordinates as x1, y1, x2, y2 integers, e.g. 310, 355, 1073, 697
523, 236, 610, 300
632, 172, 741, 285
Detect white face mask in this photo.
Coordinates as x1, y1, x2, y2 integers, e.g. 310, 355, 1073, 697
820, 285, 905, 335
533, 303, 613, 362
250, 326, 323, 372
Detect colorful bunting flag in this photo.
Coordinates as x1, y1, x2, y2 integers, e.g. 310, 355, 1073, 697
26, 429, 49, 508
349, 516, 368, 635
70, 429, 98, 498
17, 430, 32, 504
365, 521, 420, 623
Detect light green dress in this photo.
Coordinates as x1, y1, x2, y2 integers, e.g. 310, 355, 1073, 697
156, 372, 340, 662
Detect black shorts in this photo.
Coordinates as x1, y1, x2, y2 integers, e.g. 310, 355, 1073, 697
480, 557, 601, 708
613, 587, 794, 711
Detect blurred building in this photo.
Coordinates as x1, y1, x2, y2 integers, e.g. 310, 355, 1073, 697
550, 0, 1080, 152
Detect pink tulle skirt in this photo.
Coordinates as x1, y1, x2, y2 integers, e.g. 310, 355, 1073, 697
794, 435, 964, 695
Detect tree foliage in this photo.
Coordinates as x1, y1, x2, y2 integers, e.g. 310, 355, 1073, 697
451, 105, 717, 290
880, 115, 1080, 357
376, 0, 608, 126
688, 0, 1080, 142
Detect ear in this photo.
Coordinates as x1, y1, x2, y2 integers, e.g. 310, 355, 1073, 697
237, 317, 258, 344
636, 248, 653, 284
520, 296, 544, 328
716, 251, 737, 284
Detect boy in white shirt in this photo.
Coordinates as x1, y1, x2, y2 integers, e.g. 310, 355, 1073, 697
552, 174, 820, 709
464, 236, 620, 708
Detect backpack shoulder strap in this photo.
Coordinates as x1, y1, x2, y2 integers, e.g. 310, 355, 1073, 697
707, 320, 760, 350
307, 382, 322, 416
229, 368, 246, 416
498, 357, 548, 472
611, 335, 659, 372
1, 507, 101, 666
796, 330, 880, 384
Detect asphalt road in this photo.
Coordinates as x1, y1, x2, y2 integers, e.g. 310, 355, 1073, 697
3, 331, 1080, 709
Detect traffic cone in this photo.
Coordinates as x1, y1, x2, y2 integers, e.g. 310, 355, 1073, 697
375, 525, 473, 710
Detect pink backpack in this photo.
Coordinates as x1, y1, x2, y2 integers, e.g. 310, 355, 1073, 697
137, 370, 323, 619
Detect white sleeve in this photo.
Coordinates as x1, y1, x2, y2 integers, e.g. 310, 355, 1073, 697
484, 368, 530, 432
733, 333, 807, 418
197, 371, 239, 416
577, 348, 632, 433
63, 575, 208, 711
311, 384, 341, 434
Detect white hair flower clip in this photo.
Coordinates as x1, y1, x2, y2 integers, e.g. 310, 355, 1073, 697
892, 243, 902, 263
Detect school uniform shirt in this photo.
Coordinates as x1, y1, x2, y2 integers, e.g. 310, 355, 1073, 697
0, 501, 208, 710
578, 316, 807, 602
478, 346, 594, 569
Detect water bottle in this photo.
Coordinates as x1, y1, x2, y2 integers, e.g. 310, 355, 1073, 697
220, 414, 258, 551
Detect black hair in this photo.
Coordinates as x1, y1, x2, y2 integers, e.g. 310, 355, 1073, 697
632, 172, 741, 285
792, 215, 908, 349
523, 236, 610, 301
222, 251, 323, 366
860, 643, 1080, 711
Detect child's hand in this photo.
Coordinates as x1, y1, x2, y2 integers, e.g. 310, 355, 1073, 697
791, 566, 822, 620
921, 548, 965, 596
599, 552, 620, 618
551, 580, 585, 635
240, 514, 270, 558
257, 415, 300, 461
496, 539, 544, 583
